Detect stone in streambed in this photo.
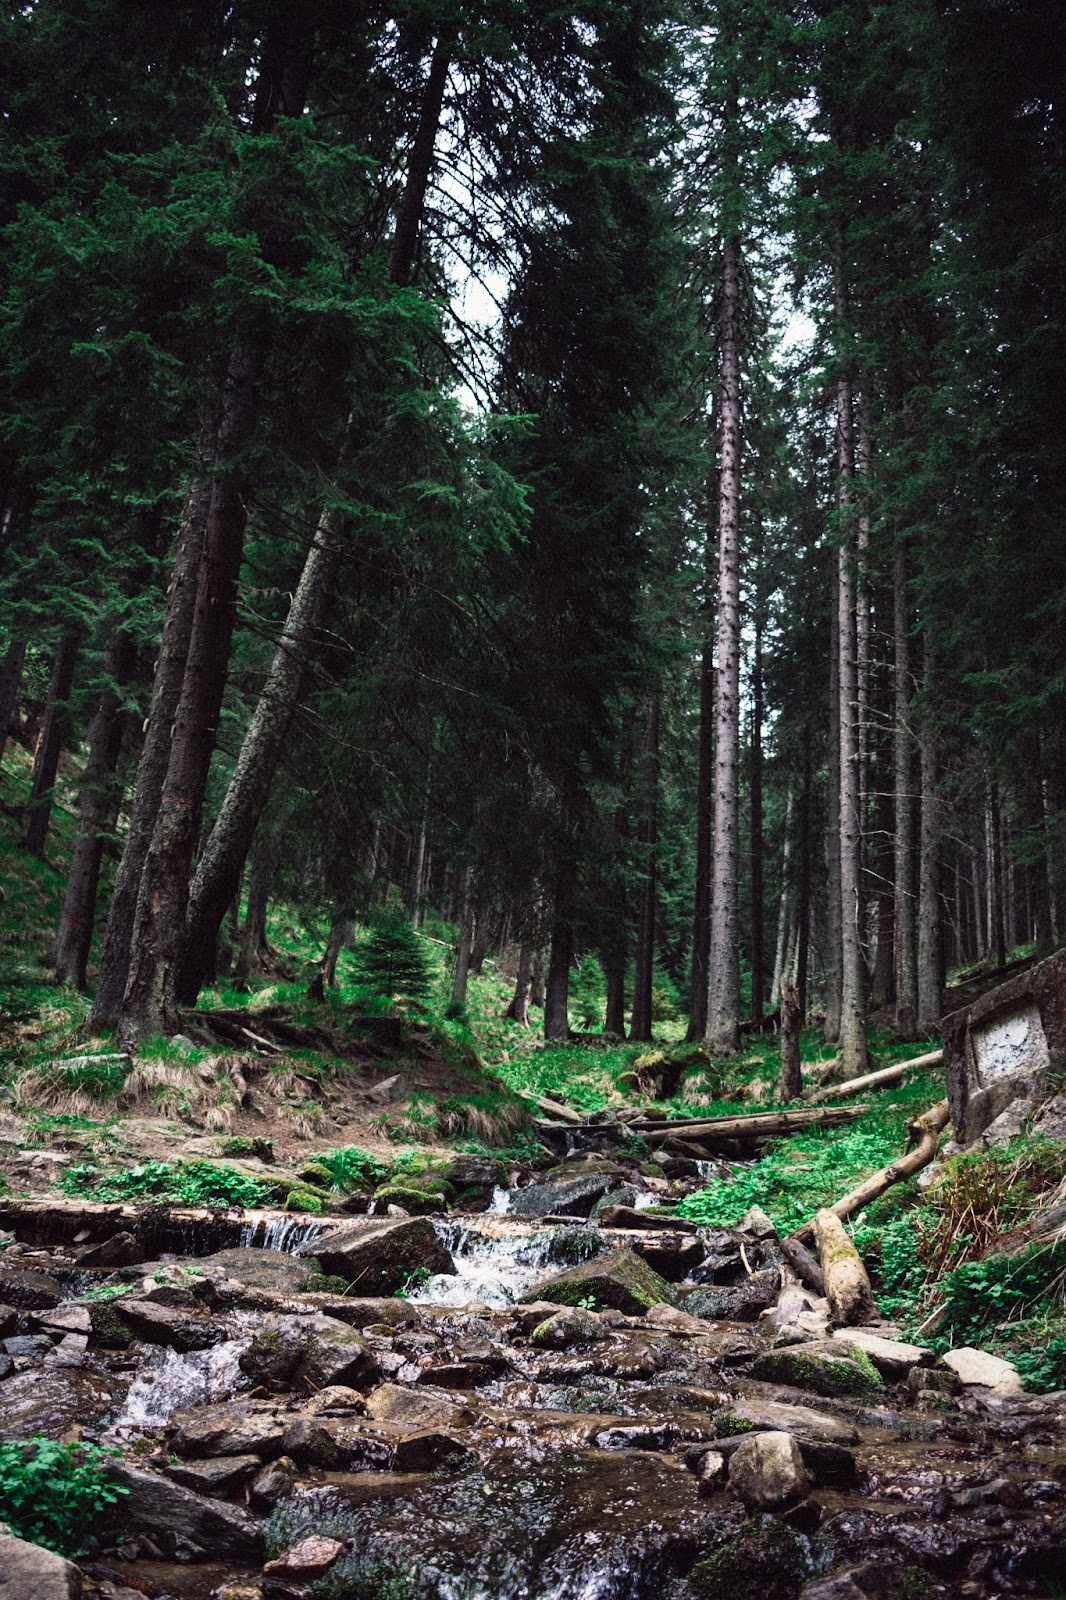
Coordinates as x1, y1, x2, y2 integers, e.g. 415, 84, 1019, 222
752, 1342, 882, 1399
114, 1297, 225, 1351
295, 1216, 455, 1294
509, 1174, 615, 1219
164, 1453, 261, 1496
676, 1273, 778, 1322
197, 1246, 311, 1294
731, 1397, 859, 1444
828, 1327, 931, 1381
264, 1534, 346, 1581
250, 1454, 298, 1508
521, 1247, 672, 1315
105, 1461, 264, 1562
170, 1400, 288, 1460
531, 1307, 612, 1347
728, 1430, 810, 1510
365, 1383, 471, 1427
0, 1368, 121, 1438
0, 1531, 82, 1599
239, 1312, 379, 1392
0, 1265, 63, 1310
940, 1346, 1024, 1396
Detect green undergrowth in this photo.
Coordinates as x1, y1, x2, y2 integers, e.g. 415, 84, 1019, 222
0, 1436, 128, 1556
676, 1074, 945, 1233
61, 1157, 278, 1209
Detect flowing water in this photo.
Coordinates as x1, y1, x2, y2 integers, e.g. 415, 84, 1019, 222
410, 1218, 561, 1308
113, 1327, 254, 1429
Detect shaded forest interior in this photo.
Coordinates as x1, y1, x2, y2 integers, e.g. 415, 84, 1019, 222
1, 0, 1063, 1064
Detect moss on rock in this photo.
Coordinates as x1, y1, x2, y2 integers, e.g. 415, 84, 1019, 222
520, 1246, 673, 1315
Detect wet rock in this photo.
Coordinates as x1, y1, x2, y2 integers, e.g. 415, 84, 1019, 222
798, 1569, 876, 1600
302, 1384, 368, 1416
85, 1301, 135, 1350
905, 1365, 960, 1399
300, 1294, 416, 1330
509, 1301, 570, 1335
752, 1343, 881, 1399
4, 1333, 53, 1359
105, 1462, 264, 1562
689, 1509, 811, 1599
264, 1534, 346, 1580
164, 1453, 261, 1496
940, 1346, 1024, 1396
197, 1247, 311, 1293
114, 1297, 224, 1351
629, 1231, 706, 1281
239, 1313, 379, 1392
0, 1264, 63, 1310
0, 1354, 12, 1379
643, 1303, 713, 1334
597, 1205, 700, 1233
281, 1417, 343, 1468
296, 1216, 455, 1294
828, 1328, 931, 1381
365, 1382, 469, 1426
33, 1305, 91, 1338
731, 1397, 859, 1444
522, 1247, 672, 1315
531, 1307, 612, 1348
74, 1231, 141, 1268
0, 1367, 120, 1438
0, 1531, 82, 1598
392, 1428, 475, 1472
0, 1305, 17, 1338
250, 1454, 297, 1508
170, 1400, 288, 1459
676, 1272, 778, 1322
728, 1430, 810, 1510
694, 1447, 728, 1488
509, 1174, 615, 1218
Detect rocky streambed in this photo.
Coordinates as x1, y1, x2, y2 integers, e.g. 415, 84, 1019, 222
0, 1156, 1062, 1600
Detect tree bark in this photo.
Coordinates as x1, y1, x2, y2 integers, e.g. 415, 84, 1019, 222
824, 584, 843, 1043
987, 777, 1006, 970
836, 350, 869, 1078
892, 539, 918, 1038
0, 637, 26, 774
90, 429, 217, 1027
530, 945, 547, 1011
812, 1207, 878, 1326
117, 344, 263, 1044
451, 865, 474, 1008
54, 632, 136, 988
705, 238, 743, 1056
686, 639, 714, 1041
916, 633, 942, 1030
321, 915, 353, 988
750, 593, 765, 1027
630, 694, 660, 1043
544, 863, 574, 1041
24, 632, 80, 857
796, 723, 813, 1022
505, 941, 533, 1025
769, 781, 795, 1009
235, 852, 271, 983
779, 973, 803, 1101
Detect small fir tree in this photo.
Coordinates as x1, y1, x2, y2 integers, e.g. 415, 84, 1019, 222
353, 917, 433, 1004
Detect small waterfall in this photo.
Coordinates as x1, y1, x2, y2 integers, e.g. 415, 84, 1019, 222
113, 1331, 253, 1428
237, 1212, 328, 1251
490, 1185, 512, 1214
410, 1219, 557, 1308
694, 1160, 718, 1183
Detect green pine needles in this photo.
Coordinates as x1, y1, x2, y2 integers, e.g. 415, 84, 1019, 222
353, 916, 433, 1005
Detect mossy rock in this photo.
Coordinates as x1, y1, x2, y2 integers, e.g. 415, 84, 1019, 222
520, 1246, 673, 1315
752, 1343, 882, 1399
690, 1513, 810, 1600
709, 1413, 757, 1438
284, 1188, 324, 1214
305, 1270, 350, 1294
372, 1184, 448, 1216
86, 1301, 135, 1349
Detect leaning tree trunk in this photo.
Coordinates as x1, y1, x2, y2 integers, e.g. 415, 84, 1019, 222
118, 345, 263, 1044
630, 695, 660, 1043
892, 538, 918, 1038
321, 915, 354, 989
686, 638, 714, 1041
54, 632, 136, 988
0, 637, 26, 773
24, 631, 80, 857
824, 584, 843, 1043
916, 633, 942, 1031
91, 434, 217, 1027
176, 32, 452, 1005
705, 237, 743, 1056
836, 356, 869, 1079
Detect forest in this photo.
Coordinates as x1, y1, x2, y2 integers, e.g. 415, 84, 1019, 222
0, 2, 1065, 1599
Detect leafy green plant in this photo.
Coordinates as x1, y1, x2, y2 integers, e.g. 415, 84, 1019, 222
307, 1145, 387, 1192
395, 1265, 432, 1299
0, 1437, 128, 1555
61, 1159, 272, 1208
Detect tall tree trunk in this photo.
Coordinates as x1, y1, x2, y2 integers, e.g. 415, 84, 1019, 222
176, 32, 452, 1003
54, 633, 136, 987
836, 353, 869, 1079
235, 852, 271, 983
750, 590, 765, 1027
917, 635, 942, 1031
450, 865, 474, 1008
0, 637, 26, 773
770, 782, 795, 1009
705, 237, 743, 1056
24, 632, 80, 857
856, 402, 872, 842
321, 915, 353, 988
988, 776, 1006, 970
892, 540, 919, 1037
530, 944, 547, 1011
91, 436, 217, 1027
870, 774, 896, 1010
824, 584, 843, 1043
796, 724, 813, 1022
544, 863, 574, 1042
505, 941, 533, 1025
780, 973, 803, 1101
118, 344, 263, 1044
686, 639, 714, 1041
630, 695, 660, 1043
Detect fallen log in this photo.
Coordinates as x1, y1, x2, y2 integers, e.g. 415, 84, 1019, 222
779, 1234, 826, 1297
632, 1105, 869, 1145
790, 1099, 950, 1244
810, 1049, 943, 1103
812, 1208, 878, 1325
516, 1088, 584, 1125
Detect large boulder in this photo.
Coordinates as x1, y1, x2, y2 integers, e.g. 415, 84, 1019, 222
730, 1398, 859, 1445
752, 1343, 881, 1399
828, 1328, 932, 1382
0, 1532, 82, 1599
239, 1313, 380, 1392
521, 1248, 672, 1316
676, 1273, 779, 1322
105, 1462, 264, 1562
728, 1430, 810, 1511
508, 1174, 614, 1219
296, 1217, 454, 1293
0, 1369, 121, 1439
0, 1265, 63, 1310
940, 1347, 1024, 1396
169, 1400, 289, 1460
112, 1298, 224, 1352
197, 1247, 311, 1294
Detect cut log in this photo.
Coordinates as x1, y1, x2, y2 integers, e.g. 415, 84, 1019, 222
791, 1100, 950, 1245
779, 1235, 825, 1297
515, 1088, 583, 1125
812, 1208, 878, 1326
810, 1049, 943, 1103
633, 1106, 869, 1146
